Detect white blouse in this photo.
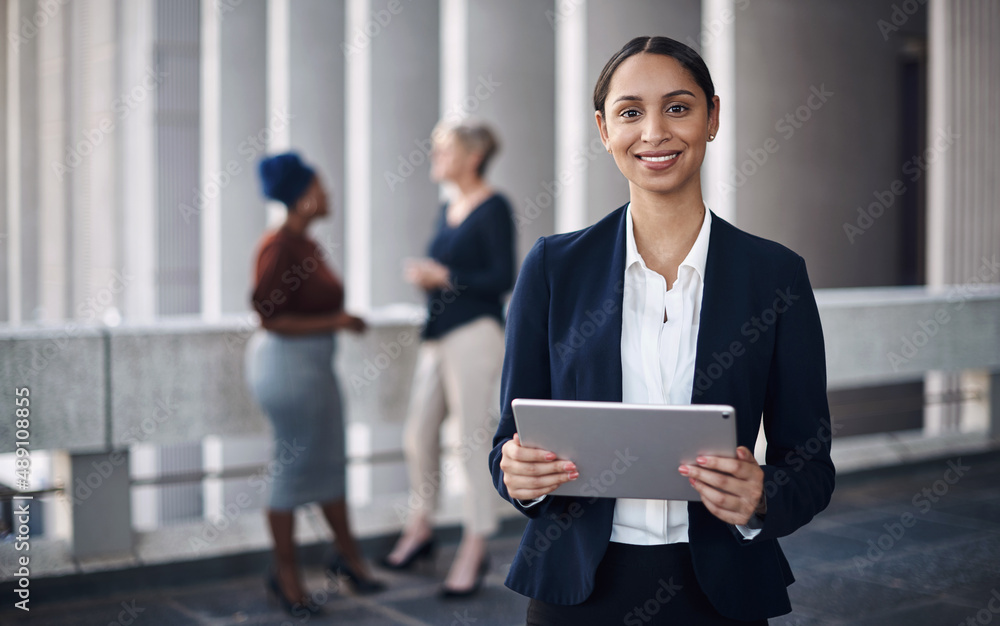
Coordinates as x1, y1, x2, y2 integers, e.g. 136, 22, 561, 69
523, 204, 758, 543
612, 204, 758, 545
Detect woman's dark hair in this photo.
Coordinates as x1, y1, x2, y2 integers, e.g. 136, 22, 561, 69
593, 36, 715, 117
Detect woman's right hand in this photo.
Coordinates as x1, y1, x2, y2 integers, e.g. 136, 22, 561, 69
333, 312, 367, 333
500, 433, 579, 500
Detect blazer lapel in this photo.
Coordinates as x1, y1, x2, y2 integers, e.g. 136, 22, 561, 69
691, 212, 742, 406
571, 207, 628, 404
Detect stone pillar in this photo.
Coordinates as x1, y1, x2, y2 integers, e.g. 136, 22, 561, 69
552, 0, 591, 234
266, 0, 346, 273
465, 0, 556, 258
6, 0, 42, 324
700, 0, 737, 224
552, 0, 702, 231
200, 0, 268, 318
0, 1, 9, 323
991, 372, 1000, 440
66, 0, 120, 322
346, 0, 440, 310
118, 0, 158, 321
69, 451, 133, 559
925, 0, 1000, 436
37, 0, 70, 321
927, 0, 1000, 288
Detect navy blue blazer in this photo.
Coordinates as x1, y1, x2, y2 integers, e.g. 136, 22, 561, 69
489, 205, 836, 621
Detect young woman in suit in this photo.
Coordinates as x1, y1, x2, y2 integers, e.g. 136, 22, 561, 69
489, 36, 836, 624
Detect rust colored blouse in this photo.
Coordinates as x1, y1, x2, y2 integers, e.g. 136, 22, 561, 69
251, 229, 344, 320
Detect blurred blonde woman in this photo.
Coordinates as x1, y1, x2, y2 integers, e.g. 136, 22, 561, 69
382, 120, 514, 598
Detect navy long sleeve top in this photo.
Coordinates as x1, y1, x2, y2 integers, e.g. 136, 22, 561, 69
422, 193, 515, 339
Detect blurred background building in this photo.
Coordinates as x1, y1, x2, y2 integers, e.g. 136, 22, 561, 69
0, 0, 997, 588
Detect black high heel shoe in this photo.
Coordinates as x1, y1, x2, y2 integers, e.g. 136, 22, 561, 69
327, 555, 387, 595
379, 537, 436, 571
265, 570, 323, 616
439, 554, 490, 599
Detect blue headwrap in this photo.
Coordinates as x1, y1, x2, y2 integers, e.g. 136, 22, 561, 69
257, 152, 315, 208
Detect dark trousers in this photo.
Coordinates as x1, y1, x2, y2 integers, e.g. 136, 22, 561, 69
526, 542, 770, 626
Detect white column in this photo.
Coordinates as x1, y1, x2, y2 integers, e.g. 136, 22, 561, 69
927, 0, 1000, 287
701, 0, 736, 224
118, 0, 158, 321
200, 0, 268, 318
268, 0, 347, 272
440, 0, 467, 116
0, 0, 9, 322
37, 0, 70, 321
465, 0, 556, 253
925, 0, 949, 290
925, 0, 1000, 437
581, 1, 702, 227
67, 0, 120, 323
362, 0, 440, 308
151, 0, 200, 317
553, 0, 588, 234
344, 0, 373, 311
6, 0, 42, 324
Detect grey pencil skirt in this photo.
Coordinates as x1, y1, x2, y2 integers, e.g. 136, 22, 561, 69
245, 330, 346, 510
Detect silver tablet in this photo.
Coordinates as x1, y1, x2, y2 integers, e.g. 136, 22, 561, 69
511, 399, 737, 501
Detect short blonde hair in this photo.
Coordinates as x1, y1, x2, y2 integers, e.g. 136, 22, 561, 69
432, 118, 500, 178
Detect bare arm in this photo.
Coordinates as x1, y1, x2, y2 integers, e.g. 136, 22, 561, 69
260, 311, 366, 335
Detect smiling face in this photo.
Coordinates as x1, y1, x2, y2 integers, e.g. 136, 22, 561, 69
595, 52, 719, 201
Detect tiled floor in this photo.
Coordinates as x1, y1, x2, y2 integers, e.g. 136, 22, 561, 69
3, 450, 999, 625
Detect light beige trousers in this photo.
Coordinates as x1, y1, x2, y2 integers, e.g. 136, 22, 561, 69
402, 316, 505, 536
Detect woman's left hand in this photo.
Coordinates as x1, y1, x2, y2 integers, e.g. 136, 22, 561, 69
403, 258, 452, 290
679, 446, 765, 526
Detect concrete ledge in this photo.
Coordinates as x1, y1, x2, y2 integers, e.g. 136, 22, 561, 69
0, 488, 523, 583
818, 285, 1000, 389
830, 428, 1000, 473
2, 290, 999, 454
0, 326, 107, 452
